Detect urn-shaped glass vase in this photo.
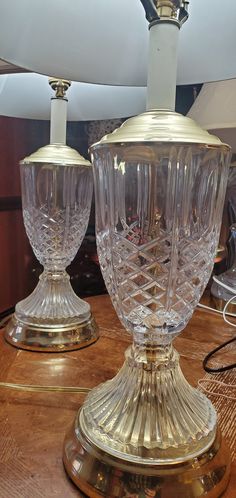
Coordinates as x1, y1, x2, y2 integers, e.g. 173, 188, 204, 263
5, 144, 98, 351
64, 111, 231, 497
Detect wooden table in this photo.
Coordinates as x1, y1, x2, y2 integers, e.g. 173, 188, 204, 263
0, 294, 235, 497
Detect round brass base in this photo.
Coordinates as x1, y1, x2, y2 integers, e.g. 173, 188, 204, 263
63, 415, 231, 498
4, 313, 99, 352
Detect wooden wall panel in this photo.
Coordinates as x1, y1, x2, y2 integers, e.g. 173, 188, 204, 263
0, 116, 50, 198
0, 210, 36, 312
0, 117, 50, 312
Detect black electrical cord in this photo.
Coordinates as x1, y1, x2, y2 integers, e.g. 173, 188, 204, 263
139, 0, 159, 23
0, 306, 14, 324
203, 336, 236, 373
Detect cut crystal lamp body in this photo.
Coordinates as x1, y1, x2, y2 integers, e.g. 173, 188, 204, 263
83, 113, 229, 458
64, 111, 231, 497
5, 144, 98, 351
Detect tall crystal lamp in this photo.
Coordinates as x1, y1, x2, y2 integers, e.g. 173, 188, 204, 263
63, 2, 231, 497
4, 78, 98, 351
2, 75, 146, 352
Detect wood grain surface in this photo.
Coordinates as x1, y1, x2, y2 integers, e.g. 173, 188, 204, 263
0, 294, 235, 497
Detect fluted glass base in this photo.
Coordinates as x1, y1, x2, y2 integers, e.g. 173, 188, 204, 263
79, 344, 216, 462
63, 344, 230, 497
15, 270, 90, 326
5, 270, 99, 351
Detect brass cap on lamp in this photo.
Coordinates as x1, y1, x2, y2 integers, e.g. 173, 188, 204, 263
91, 109, 230, 148
48, 78, 71, 98
156, 0, 178, 19
21, 144, 91, 167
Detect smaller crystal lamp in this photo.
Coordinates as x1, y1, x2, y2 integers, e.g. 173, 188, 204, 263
5, 78, 98, 351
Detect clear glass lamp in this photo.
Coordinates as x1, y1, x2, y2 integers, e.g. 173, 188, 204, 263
63, 2, 231, 496
5, 79, 98, 351
64, 110, 231, 496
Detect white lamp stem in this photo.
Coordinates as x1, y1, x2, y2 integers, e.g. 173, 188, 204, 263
50, 97, 67, 145
49, 78, 71, 145
146, 20, 180, 111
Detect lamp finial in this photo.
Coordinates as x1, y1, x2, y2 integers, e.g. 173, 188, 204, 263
48, 78, 71, 99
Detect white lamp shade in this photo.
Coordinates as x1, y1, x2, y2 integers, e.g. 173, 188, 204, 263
0, 0, 236, 86
0, 73, 146, 121
188, 80, 236, 152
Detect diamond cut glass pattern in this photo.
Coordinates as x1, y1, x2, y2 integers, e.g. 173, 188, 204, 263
80, 142, 230, 461
15, 162, 93, 327
95, 145, 228, 341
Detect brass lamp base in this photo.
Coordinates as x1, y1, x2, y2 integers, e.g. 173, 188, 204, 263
63, 412, 230, 498
4, 313, 98, 352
